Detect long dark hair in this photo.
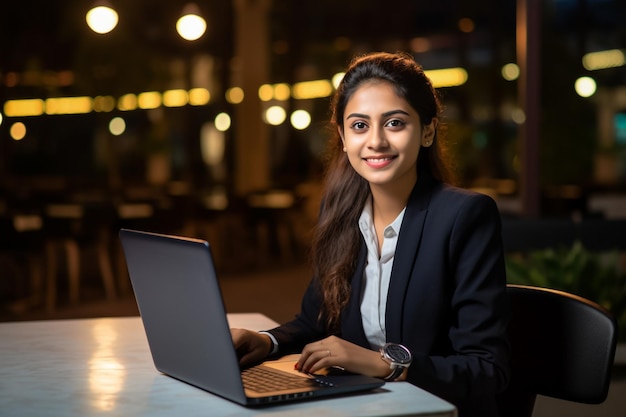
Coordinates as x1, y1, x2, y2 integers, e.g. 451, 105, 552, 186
311, 52, 453, 331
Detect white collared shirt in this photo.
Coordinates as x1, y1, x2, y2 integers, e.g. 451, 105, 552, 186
358, 198, 406, 350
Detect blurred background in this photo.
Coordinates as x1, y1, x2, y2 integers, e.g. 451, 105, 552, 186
1, 1, 626, 415
1, 0, 625, 323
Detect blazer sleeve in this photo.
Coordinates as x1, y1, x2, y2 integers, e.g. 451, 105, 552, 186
405, 191, 510, 412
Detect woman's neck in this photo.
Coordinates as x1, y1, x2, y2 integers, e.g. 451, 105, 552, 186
369, 177, 415, 227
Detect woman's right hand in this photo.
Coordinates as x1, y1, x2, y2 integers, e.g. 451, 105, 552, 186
230, 328, 273, 367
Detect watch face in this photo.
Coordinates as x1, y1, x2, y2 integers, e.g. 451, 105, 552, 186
385, 343, 411, 364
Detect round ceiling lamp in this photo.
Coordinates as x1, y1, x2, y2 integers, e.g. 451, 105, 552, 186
176, 4, 207, 41
86, 2, 119, 34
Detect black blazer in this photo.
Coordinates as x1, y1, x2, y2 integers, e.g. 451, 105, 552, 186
270, 173, 510, 417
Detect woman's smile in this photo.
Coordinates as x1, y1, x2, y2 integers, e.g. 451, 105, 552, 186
363, 155, 397, 169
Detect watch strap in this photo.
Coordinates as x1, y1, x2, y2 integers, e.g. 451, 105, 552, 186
383, 366, 405, 381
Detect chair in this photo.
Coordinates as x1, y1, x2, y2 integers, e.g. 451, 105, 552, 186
44, 202, 117, 312
0, 212, 45, 313
497, 284, 618, 417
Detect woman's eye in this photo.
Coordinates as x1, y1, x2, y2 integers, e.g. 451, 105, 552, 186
351, 121, 368, 130
385, 119, 405, 128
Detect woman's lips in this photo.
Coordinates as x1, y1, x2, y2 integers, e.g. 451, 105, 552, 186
363, 155, 396, 169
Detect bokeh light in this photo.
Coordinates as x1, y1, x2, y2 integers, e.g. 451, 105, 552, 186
264, 106, 286, 125
86, 6, 119, 34
290, 110, 311, 130
109, 117, 126, 136
575, 76, 597, 98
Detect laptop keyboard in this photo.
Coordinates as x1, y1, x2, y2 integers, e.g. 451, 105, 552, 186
242, 365, 320, 393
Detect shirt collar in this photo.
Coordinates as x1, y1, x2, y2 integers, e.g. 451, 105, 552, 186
358, 197, 407, 246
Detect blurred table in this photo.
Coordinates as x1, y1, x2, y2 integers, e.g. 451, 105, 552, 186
0, 314, 457, 417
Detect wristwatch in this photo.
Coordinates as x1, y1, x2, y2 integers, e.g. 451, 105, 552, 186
380, 343, 412, 381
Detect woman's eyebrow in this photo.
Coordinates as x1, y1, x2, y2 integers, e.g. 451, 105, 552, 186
346, 112, 369, 120
346, 109, 410, 120
382, 109, 410, 117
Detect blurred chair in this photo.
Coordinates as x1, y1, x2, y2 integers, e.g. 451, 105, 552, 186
0, 212, 45, 313
497, 284, 618, 417
245, 189, 302, 265
44, 202, 116, 312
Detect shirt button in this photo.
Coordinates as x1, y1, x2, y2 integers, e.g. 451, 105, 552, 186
383, 228, 395, 238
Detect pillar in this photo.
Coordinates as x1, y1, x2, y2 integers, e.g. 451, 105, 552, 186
232, 0, 272, 196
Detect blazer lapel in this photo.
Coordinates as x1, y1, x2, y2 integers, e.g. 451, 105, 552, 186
384, 174, 435, 342
341, 242, 370, 346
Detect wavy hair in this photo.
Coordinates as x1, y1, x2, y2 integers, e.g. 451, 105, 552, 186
311, 52, 453, 331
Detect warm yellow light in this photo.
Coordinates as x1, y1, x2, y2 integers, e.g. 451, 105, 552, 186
163, 89, 189, 107
109, 117, 126, 136
4, 99, 45, 117
575, 76, 597, 98
582, 49, 626, 71
273, 83, 291, 101
264, 106, 286, 125
331, 73, 345, 89
226, 87, 244, 104
137, 92, 162, 109
45, 97, 93, 115
10, 122, 27, 140
0, 112, 3, 126
86, 6, 119, 34
93, 96, 116, 112
200, 122, 225, 166
292, 80, 333, 100
425, 68, 468, 88
176, 4, 207, 41
502, 63, 520, 81
118, 94, 137, 111
88, 321, 126, 412
258, 84, 273, 101
214, 112, 231, 132
290, 110, 311, 130
189, 88, 210, 105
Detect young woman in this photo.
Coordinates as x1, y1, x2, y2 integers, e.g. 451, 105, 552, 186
231, 52, 510, 416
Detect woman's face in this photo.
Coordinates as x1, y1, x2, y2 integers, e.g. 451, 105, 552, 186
339, 81, 436, 193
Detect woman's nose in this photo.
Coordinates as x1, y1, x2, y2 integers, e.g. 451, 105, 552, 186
367, 128, 388, 149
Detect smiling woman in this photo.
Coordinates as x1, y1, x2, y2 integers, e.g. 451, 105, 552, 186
231, 52, 510, 417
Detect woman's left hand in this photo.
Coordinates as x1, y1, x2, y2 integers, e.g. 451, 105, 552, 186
295, 335, 391, 378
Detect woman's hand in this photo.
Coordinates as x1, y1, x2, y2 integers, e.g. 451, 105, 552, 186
230, 328, 272, 367
296, 335, 391, 379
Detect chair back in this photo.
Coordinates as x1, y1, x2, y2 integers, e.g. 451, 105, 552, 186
497, 284, 618, 417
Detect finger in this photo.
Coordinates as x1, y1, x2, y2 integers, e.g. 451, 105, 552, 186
296, 341, 325, 371
300, 348, 334, 374
239, 350, 260, 367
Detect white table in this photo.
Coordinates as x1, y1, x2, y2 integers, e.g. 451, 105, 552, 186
0, 315, 457, 416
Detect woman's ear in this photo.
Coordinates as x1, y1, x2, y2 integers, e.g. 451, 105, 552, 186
421, 118, 438, 147
338, 127, 347, 152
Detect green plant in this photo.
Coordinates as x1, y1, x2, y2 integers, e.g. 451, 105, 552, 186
505, 241, 626, 341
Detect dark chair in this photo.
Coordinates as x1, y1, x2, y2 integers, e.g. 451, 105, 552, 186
497, 284, 618, 417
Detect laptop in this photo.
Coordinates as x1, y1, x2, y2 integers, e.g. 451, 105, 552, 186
119, 228, 385, 406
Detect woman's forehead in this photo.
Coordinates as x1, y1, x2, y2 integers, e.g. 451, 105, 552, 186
344, 82, 415, 115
